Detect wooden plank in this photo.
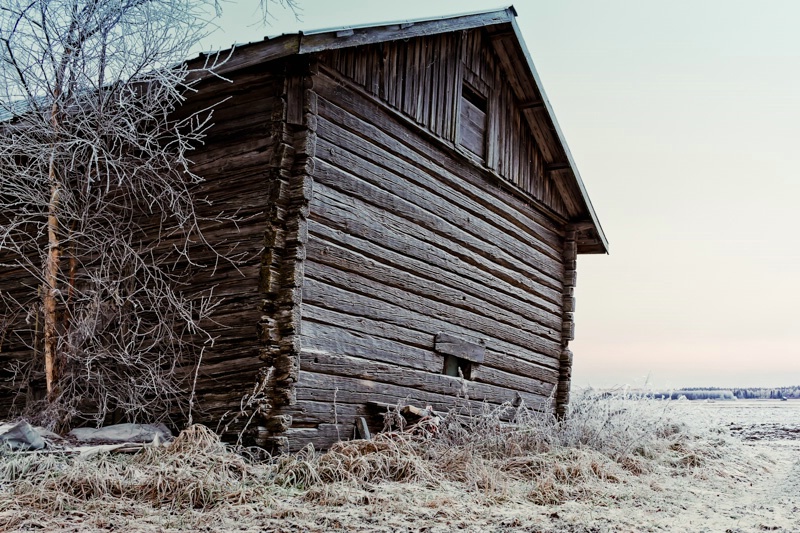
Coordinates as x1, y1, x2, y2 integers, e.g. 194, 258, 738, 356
426, 35, 440, 133
281, 399, 378, 427
187, 36, 301, 80
459, 96, 487, 158
388, 43, 399, 108
190, 136, 277, 174
419, 39, 430, 124
435, 332, 485, 364
301, 318, 443, 373
402, 40, 415, 117
286, 74, 305, 125
297, 9, 514, 55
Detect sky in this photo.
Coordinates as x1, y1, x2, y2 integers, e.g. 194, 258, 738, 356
201, 1, 800, 389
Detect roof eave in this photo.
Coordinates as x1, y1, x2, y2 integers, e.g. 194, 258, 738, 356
198, 7, 518, 79
508, 16, 609, 254
299, 5, 517, 38
297, 7, 516, 55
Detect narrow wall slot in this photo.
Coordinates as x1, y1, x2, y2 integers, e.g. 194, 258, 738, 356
443, 354, 472, 379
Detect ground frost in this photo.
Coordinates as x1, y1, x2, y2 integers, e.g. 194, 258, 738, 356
1, 395, 798, 531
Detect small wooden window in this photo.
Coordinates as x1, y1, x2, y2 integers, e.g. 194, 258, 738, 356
443, 354, 472, 380
435, 332, 485, 381
459, 84, 488, 159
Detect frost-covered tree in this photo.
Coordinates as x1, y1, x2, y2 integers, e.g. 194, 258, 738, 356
0, 0, 296, 429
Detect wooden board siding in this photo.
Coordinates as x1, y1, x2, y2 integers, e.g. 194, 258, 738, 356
289, 65, 566, 451
321, 28, 569, 219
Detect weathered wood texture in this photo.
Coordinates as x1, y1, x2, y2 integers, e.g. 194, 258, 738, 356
320, 28, 571, 219
0, 263, 40, 416
0, 65, 286, 429
287, 55, 568, 450
555, 228, 578, 417
122, 66, 293, 432
253, 59, 317, 451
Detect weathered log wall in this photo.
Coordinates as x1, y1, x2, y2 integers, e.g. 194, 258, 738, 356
0, 258, 41, 415
286, 32, 571, 449
179, 64, 285, 431
252, 59, 317, 450
0, 64, 287, 431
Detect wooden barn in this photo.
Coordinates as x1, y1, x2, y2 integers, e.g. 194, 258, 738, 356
0, 7, 607, 451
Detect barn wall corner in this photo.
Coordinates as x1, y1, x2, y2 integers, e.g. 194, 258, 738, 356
555, 226, 577, 418
255, 58, 318, 452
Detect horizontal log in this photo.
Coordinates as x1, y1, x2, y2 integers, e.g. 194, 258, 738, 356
301, 319, 443, 373
302, 304, 560, 383
313, 134, 564, 285
284, 423, 353, 452
280, 399, 380, 428
310, 182, 563, 307
435, 332, 485, 364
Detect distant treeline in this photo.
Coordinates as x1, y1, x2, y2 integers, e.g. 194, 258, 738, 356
651, 389, 736, 401
732, 387, 799, 399
647, 387, 800, 401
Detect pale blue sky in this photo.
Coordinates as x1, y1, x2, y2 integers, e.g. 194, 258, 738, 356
204, 1, 800, 388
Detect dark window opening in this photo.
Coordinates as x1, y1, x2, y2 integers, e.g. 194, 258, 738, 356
462, 84, 487, 112
459, 83, 488, 159
443, 354, 472, 380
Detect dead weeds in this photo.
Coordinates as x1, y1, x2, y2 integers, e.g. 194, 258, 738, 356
0, 391, 772, 532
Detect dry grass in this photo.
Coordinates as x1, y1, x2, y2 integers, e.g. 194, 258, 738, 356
0, 391, 772, 532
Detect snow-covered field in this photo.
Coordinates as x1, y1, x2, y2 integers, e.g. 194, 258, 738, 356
1, 397, 798, 532
681, 399, 800, 441
596, 399, 800, 532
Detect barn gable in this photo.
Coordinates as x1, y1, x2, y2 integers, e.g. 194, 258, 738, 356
323, 27, 573, 219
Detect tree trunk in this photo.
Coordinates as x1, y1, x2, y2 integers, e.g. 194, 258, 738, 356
43, 127, 62, 402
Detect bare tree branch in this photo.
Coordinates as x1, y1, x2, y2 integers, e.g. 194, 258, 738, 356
0, 0, 285, 429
